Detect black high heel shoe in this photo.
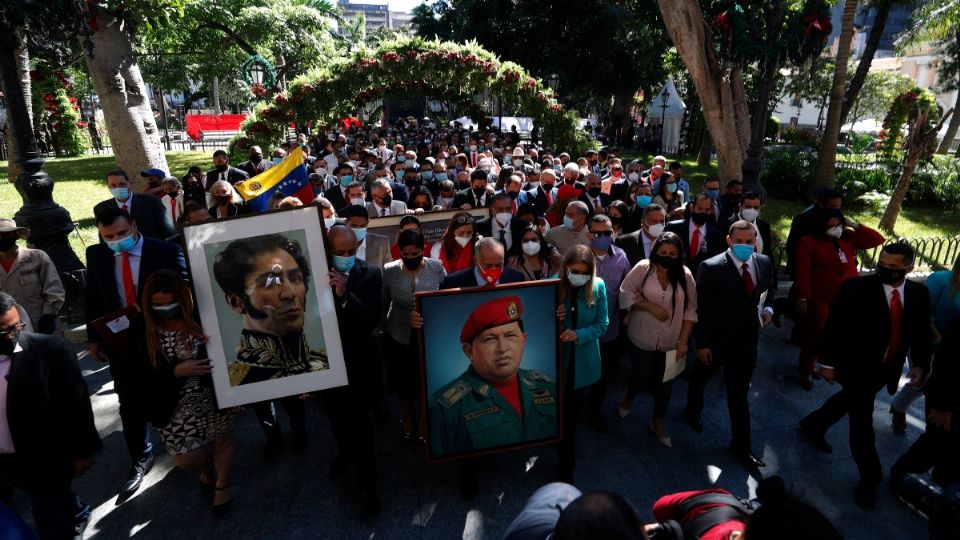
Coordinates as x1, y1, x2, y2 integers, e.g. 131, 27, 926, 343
213, 485, 231, 517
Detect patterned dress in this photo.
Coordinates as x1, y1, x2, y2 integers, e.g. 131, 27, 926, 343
158, 329, 234, 455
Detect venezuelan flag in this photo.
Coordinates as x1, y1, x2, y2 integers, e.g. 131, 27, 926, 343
234, 146, 313, 212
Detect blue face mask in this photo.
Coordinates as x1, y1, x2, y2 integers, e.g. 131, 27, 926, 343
591, 235, 613, 251
635, 195, 652, 208
666, 183, 678, 193
339, 175, 353, 187
353, 227, 367, 242
110, 187, 130, 200
397, 156, 406, 163
568, 273, 591, 287
106, 233, 137, 253
706, 189, 720, 200
554, 164, 562, 172
422, 171, 434, 180
332, 254, 356, 273
272, 156, 283, 165
563, 215, 576, 230
731, 244, 754, 261
434, 172, 448, 181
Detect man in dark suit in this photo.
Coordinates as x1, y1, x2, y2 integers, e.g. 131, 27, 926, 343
729, 192, 773, 261
453, 169, 493, 210
614, 203, 667, 267
523, 168, 558, 216
85, 206, 187, 496
684, 221, 777, 470
94, 170, 176, 242
204, 149, 249, 191
442, 237, 526, 289
799, 243, 932, 510
0, 293, 101, 539
577, 173, 611, 216
324, 226, 382, 516
665, 194, 726, 273
475, 193, 530, 256
237, 145, 271, 178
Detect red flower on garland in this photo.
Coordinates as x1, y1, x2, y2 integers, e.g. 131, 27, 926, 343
76, 120, 89, 129
382, 51, 401, 63
523, 78, 538, 90
406, 50, 417, 59
714, 11, 731, 33
251, 83, 266, 97
274, 94, 288, 105
801, 9, 831, 37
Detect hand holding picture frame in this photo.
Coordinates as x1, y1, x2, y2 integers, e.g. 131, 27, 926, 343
183, 205, 348, 408
416, 280, 562, 462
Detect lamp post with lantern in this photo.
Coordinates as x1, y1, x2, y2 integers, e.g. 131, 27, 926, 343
659, 86, 669, 155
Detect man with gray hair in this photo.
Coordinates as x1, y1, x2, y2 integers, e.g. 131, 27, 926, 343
366, 178, 409, 217
547, 200, 591, 255
160, 176, 184, 224
441, 237, 526, 288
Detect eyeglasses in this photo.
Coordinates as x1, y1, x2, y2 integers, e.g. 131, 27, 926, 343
0, 321, 25, 340
591, 231, 613, 238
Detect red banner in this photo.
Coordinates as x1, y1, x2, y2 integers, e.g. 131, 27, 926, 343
185, 114, 247, 141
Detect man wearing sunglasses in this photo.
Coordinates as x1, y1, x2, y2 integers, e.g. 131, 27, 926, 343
0, 292, 101, 539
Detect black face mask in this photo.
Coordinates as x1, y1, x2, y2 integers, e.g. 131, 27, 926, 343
215, 164, 228, 172
609, 216, 621, 226
564, 177, 576, 185
472, 187, 486, 198
214, 195, 232, 205
877, 266, 907, 285
690, 212, 709, 226
379, 195, 393, 207
250, 155, 262, 164
508, 191, 519, 200
0, 237, 17, 252
588, 187, 602, 198
401, 256, 422, 271
653, 254, 682, 270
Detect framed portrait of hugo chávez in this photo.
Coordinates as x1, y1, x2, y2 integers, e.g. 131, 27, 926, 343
417, 280, 562, 462
183, 206, 348, 407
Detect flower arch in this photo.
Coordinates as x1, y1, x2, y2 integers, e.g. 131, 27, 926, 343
231, 37, 591, 156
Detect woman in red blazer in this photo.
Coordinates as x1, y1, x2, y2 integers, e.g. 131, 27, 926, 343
794, 209, 884, 388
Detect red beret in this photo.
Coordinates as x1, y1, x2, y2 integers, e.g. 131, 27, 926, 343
460, 295, 524, 344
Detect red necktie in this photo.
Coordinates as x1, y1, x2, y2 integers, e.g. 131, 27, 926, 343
689, 228, 701, 262
471, 152, 478, 168
545, 190, 553, 206
121, 252, 136, 306
742, 263, 755, 297
121, 203, 128, 213
513, 199, 518, 214
171, 198, 177, 221
884, 289, 902, 363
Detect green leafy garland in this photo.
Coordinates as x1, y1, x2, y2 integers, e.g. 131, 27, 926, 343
241, 54, 278, 91
230, 37, 591, 155
877, 87, 940, 158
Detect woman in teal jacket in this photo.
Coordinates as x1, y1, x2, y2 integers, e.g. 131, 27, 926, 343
556, 244, 609, 482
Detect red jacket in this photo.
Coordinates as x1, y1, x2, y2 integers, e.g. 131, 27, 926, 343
794, 225, 885, 303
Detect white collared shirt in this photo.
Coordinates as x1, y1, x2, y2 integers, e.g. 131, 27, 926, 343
113, 234, 144, 304
374, 203, 391, 216
728, 249, 758, 284
882, 281, 906, 310
356, 238, 367, 261
641, 230, 655, 260
491, 218, 513, 250
0, 341, 24, 454
115, 195, 133, 213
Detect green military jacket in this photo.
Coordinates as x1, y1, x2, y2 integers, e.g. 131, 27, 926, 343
428, 366, 558, 458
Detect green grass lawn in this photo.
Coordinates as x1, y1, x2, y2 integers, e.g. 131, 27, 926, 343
1, 151, 956, 263
0, 151, 209, 256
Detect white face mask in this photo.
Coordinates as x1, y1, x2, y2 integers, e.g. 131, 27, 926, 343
740, 208, 760, 222
513, 159, 524, 168
522, 240, 541, 256
528, 181, 540, 189
323, 217, 337, 228
454, 236, 471, 247
646, 223, 665, 237
628, 172, 640, 182
351, 197, 365, 207
495, 212, 513, 225
826, 225, 843, 238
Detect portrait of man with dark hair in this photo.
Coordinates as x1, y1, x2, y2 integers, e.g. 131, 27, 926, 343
211, 233, 329, 386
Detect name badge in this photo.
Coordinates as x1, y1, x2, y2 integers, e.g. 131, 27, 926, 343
106, 315, 130, 334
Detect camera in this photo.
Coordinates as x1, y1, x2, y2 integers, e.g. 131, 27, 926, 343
895, 474, 960, 539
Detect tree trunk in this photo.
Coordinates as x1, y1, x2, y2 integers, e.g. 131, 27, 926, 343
657, 0, 749, 182
611, 90, 632, 149
81, 14, 167, 189
839, 0, 892, 126
698, 125, 713, 166
878, 143, 924, 233
812, 0, 859, 194
6, 30, 32, 194
936, 30, 960, 153
212, 76, 222, 113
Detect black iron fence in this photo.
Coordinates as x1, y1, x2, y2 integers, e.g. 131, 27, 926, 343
771, 235, 960, 280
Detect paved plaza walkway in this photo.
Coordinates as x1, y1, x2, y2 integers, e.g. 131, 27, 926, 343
12, 321, 930, 539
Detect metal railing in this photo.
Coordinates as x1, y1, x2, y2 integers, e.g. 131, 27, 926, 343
772, 235, 960, 279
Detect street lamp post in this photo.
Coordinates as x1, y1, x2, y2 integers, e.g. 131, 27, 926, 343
0, 31, 83, 273
546, 73, 559, 94
659, 87, 670, 155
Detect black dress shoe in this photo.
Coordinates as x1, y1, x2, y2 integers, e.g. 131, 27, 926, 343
798, 424, 833, 453
359, 490, 382, 517
121, 454, 154, 494
212, 485, 231, 517
854, 482, 877, 511
732, 449, 766, 469
291, 430, 308, 453
683, 411, 704, 433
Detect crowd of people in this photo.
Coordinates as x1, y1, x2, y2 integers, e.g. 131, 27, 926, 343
0, 118, 958, 539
